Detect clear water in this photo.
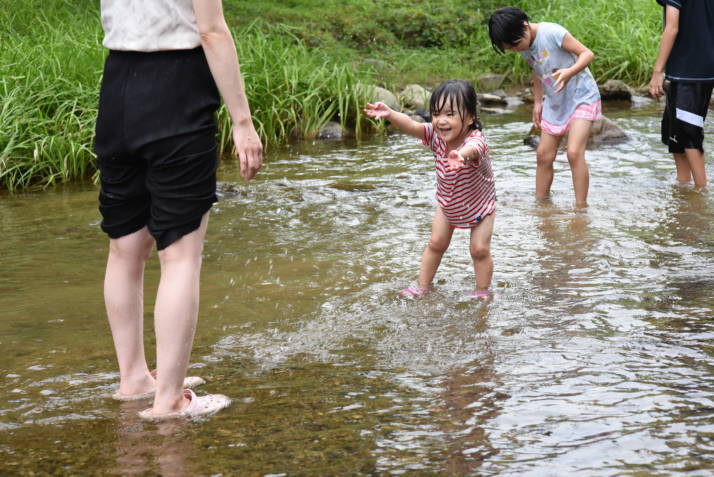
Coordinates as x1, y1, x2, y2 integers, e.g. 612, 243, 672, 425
1, 102, 713, 476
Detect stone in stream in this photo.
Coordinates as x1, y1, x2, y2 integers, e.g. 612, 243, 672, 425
479, 93, 508, 107
316, 121, 345, 140
599, 79, 634, 101
367, 86, 401, 111
523, 116, 628, 149
399, 84, 431, 111
477, 73, 507, 92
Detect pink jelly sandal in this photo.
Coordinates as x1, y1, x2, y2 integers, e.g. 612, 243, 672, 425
400, 286, 429, 298
111, 370, 206, 401
467, 290, 492, 301
138, 389, 231, 421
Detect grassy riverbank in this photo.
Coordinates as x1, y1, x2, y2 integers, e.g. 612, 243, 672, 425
1, 0, 661, 190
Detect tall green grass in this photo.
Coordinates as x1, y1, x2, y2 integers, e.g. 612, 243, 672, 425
1, 0, 663, 191
0, 5, 372, 191
0, 1, 103, 191
228, 0, 662, 88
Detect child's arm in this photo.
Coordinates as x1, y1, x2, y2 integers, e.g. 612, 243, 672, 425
364, 102, 425, 139
649, 6, 680, 99
532, 71, 544, 127
552, 34, 595, 93
446, 145, 481, 171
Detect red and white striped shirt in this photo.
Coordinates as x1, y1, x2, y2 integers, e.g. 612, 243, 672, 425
421, 124, 496, 228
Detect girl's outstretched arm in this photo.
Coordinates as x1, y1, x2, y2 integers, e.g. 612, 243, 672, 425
364, 102, 425, 139
552, 34, 595, 93
649, 6, 680, 99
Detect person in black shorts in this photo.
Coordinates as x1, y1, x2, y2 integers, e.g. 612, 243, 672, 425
96, 0, 263, 420
649, 0, 714, 189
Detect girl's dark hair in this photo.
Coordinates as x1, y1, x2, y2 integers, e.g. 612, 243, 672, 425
429, 79, 482, 131
488, 6, 530, 54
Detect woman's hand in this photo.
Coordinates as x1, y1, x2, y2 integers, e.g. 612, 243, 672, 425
363, 102, 392, 120
532, 102, 544, 128
649, 70, 665, 99
233, 121, 263, 182
552, 68, 574, 93
447, 150, 465, 171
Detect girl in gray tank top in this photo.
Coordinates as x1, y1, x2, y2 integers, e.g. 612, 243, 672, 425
489, 7, 601, 206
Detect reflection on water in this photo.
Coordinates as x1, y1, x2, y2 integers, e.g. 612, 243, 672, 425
1, 103, 713, 475
114, 401, 197, 476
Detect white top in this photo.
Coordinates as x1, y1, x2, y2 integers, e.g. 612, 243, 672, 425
100, 0, 201, 52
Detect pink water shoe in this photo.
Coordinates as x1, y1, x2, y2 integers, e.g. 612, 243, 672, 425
467, 290, 492, 301
400, 286, 429, 298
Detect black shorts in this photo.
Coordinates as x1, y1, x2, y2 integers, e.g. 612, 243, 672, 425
661, 81, 714, 154
95, 47, 220, 250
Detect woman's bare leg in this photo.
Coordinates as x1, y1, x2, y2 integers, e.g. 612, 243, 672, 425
151, 213, 210, 415
105, 227, 155, 396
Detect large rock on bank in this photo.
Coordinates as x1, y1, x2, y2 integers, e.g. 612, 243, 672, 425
368, 86, 401, 111
399, 84, 430, 110
477, 73, 507, 92
599, 79, 634, 101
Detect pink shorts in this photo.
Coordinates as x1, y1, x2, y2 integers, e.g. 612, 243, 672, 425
540, 100, 602, 136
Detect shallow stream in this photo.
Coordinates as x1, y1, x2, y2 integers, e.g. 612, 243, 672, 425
1, 102, 713, 475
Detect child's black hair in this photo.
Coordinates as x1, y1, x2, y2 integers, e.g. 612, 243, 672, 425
429, 79, 482, 131
488, 6, 530, 54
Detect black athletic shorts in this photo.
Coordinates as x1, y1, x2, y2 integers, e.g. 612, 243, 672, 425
95, 47, 220, 250
661, 81, 714, 154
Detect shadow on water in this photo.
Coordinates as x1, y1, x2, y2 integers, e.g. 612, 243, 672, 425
1, 102, 714, 475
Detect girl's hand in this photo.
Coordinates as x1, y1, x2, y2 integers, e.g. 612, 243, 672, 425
532, 102, 543, 128
447, 150, 465, 171
552, 68, 574, 93
649, 70, 665, 99
363, 102, 392, 120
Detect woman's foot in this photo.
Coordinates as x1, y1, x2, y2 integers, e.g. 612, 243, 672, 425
112, 370, 206, 401
138, 389, 231, 421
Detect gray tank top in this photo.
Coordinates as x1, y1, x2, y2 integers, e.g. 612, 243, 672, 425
520, 22, 600, 125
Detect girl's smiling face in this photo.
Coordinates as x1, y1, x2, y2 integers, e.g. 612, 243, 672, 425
431, 99, 474, 149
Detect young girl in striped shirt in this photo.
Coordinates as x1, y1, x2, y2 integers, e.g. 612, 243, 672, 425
364, 79, 496, 299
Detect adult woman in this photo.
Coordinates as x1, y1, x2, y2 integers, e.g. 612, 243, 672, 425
96, 0, 262, 419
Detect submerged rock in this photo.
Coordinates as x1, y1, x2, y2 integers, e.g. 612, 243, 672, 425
479, 93, 508, 107
216, 181, 245, 197
329, 183, 377, 192
588, 116, 628, 145
316, 121, 345, 140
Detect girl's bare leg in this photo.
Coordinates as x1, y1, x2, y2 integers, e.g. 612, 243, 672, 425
417, 206, 455, 289
151, 213, 210, 415
105, 227, 155, 396
469, 213, 495, 291
565, 119, 593, 206
536, 133, 563, 200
